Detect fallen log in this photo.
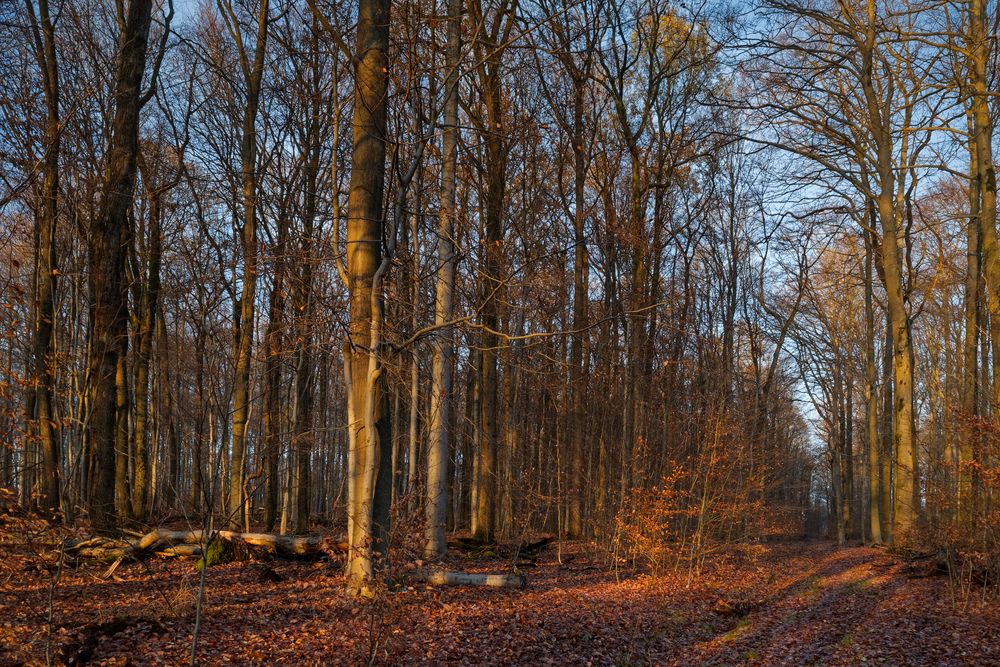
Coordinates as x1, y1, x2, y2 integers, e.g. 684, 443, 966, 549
69, 548, 126, 561
64, 529, 347, 562
66, 538, 133, 561
157, 544, 202, 557
62, 531, 527, 589
133, 529, 327, 556
420, 570, 527, 589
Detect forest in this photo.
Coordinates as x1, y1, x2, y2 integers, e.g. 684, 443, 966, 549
1, 0, 999, 663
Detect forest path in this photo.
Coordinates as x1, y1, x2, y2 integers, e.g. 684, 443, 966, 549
2, 536, 998, 665
668, 542, 995, 666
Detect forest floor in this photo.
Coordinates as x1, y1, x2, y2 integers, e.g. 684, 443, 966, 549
2, 522, 999, 666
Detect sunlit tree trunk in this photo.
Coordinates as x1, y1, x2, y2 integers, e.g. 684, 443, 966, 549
859, 4, 917, 539
114, 334, 131, 521
863, 228, 883, 543
960, 126, 981, 523
878, 190, 917, 540
967, 0, 996, 524
425, 0, 461, 561
344, 0, 392, 595
193, 339, 206, 512
157, 311, 180, 511
881, 326, 894, 537
845, 359, 854, 538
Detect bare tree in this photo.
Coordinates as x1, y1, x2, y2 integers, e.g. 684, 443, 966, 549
23, 0, 61, 516
88, 0, 166, 530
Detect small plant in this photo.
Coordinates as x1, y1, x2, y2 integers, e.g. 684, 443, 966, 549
615, 413, 780, 581
721, 618, 752, 642
169, 575, 199, 620
615, 465, 696, 578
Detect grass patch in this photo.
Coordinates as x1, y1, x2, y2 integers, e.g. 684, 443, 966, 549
721, 618, 752, 642
846, 577, 874, 592
797, 576, 824, 600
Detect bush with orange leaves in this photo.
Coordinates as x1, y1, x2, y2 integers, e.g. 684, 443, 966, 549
614, 414, 788, 581
945, 456, 1000, 597
922, 418, 1000, 598
614, 465, 697, 578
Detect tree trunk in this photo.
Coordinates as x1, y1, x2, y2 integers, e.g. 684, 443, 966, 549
566, 75, 589, 538
66, 529, 343, 561
292, 78, 319, 533
880, 326, 893, 537
859, 15, 917, 539
227, 0, 270, 530
844, 354, 854, 537
130, 182, 164, 521
473, 32, 508, 545
879, 198, 917, 540
967, 0, 996, 523
832, 361, 846, 545
863, 229, 883, 543
403, 185, 420, 507
192, 342, 206, 512
25, 0, 61, 517
157, 311, 179, 512
344, 0, 392, 596
421, 570, 526, 589
292, 301, 314, 535
87, 0, 154, 532
425, 0, 461, 560
263, 214, 288, 532
114, 335, 132, 521
960, 125, 980, 523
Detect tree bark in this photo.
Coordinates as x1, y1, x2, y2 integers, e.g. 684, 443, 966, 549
566, 74, 589, 538
157, 310, 180, 512
130, 164, 168, 521
470, 0, 515, 542
425, 0, 461, 560
344, 0, 392, 596
24, 0, 61, 517
114, 339, 132, 521
863, 228, 883, 543
66, 529, 344, 560
960, 125, 980, 523
859, 6, 917, 539
263, 213, 288, 532
292, 37, 321, 533
967, 0, 996, 523
879, 193, 917, 540
88, 0, 154, 531
226, 0, 271, 530
421, 570, 526, 589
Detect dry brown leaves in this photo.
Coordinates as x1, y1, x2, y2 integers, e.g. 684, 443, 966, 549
1, 528, 998, 666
